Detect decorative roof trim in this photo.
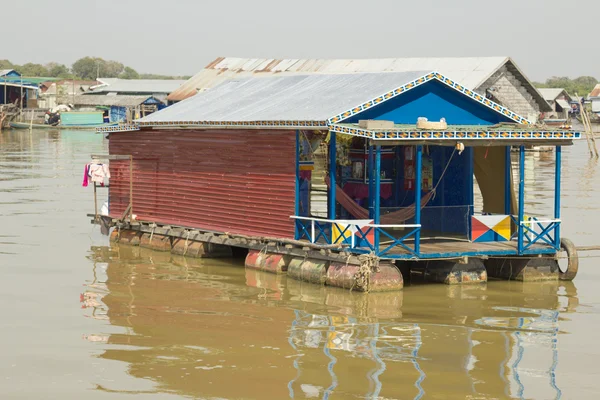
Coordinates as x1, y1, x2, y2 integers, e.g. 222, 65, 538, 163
137, 120, 329, 129
327, 71, 532, 126
329, 124, 581, 141
96, 124, 140, 134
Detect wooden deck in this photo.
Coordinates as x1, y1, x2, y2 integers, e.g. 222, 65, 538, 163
379, 239, 557, 259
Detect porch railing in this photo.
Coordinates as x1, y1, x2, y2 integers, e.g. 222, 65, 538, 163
291, 216, 421, 257
510, 216, 561, 253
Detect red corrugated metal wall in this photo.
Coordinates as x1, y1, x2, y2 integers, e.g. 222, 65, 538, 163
108, 129, 296, 238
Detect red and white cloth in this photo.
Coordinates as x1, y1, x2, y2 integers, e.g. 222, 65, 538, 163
82, 163, 110, 187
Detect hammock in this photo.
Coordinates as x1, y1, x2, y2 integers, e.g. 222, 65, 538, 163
324, 175, 436, 224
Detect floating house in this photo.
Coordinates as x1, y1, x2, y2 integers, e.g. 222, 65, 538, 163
71, 95, 164, 123
87, 78, 186, 102
168, 57, 551, 122
0, 69, 40, 108
538, 88, 573, 123
99, 70, 580, 289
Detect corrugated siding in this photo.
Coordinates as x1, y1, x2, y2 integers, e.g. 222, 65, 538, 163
109, 129, 296, 238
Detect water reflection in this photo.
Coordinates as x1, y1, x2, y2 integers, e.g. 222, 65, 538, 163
83, 244, 580, 399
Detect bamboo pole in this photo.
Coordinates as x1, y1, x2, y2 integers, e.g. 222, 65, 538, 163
94, 182, 98, 221
581, 100, 599, 158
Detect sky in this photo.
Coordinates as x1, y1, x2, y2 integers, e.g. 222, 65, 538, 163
2, 0, 598, 82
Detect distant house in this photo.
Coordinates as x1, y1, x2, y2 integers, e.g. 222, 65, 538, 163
0, 69, 40, 108
0, 69, 20, 78
71, 95, 164, 122
168, 56, 552, 122
86, 78, 185, 102
538, 88, 573, 120
590, 84, 600, 116
38, 80, 99, 109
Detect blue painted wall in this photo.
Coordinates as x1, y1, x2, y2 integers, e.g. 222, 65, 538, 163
393, 146, 472, 236
346, 80, 514, 125
2, 70, 21, 77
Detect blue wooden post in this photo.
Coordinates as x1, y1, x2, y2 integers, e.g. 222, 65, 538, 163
504, 145, 512, 215
467, 147, 474, 240
554, 146, 562, 249
393, 146, 401, 207
517, 145, 525, 254
368, 145, 374, 219
374, 145, 382, 252
329, 131, 337, 221
415, 145, 423, 256
295, 130, 300, 239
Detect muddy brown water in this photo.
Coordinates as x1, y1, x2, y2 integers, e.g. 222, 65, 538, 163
1, 128, 599, 399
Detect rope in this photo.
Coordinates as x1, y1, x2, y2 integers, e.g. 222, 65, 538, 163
432, 148, 456, 193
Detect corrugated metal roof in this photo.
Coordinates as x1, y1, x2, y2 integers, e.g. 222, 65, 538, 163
538, 88, 567, 101
142, 71, 429, 124
167, 56, 509, 102
72, 95, 159, 107
88, 78, 186, 94
590, 84, 600, 98
0, 69, 17, 77
556, 99, 571, 110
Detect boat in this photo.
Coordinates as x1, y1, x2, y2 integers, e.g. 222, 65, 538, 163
9, 121, 118, 130
10, 111, 118, 130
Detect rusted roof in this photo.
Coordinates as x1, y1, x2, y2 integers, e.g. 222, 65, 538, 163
590, 84, 600, 98
169, 57, 510, 102
168, 56, 548, 112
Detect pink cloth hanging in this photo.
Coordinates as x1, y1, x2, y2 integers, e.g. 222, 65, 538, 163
82, 163, 90, 187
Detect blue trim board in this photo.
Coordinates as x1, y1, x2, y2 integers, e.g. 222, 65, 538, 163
329, 131, 337, 219
329, 124, 581, 142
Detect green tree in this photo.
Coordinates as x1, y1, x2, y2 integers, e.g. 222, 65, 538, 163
72, 57, 102, 80
0, 59, 14, 70
72, 57, 126, 79
45, 62, 70, 78
104, 60, 125, 78
19, 63, 49, 77
119, 66, 140, 79
534, 76, 598, 97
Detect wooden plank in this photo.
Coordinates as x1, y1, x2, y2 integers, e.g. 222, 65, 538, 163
382, 239, 553, 257
91, 154, 131, 160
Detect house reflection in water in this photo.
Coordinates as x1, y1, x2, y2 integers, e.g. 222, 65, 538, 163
82, 244, 578, 399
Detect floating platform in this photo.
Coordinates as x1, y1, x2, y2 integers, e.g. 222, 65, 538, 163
97, 218, 571, 291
